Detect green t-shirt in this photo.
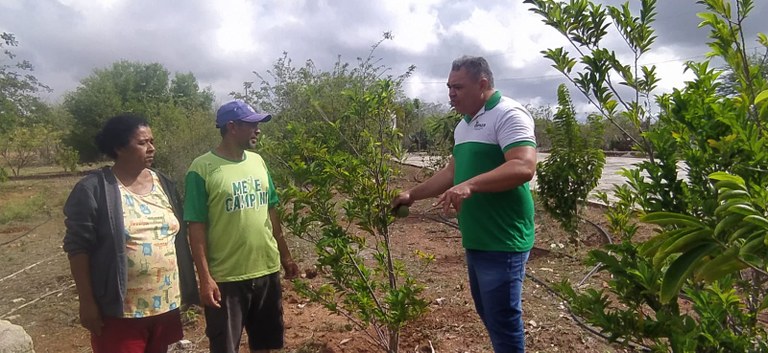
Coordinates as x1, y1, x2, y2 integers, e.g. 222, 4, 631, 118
453, 91, 537, 252
183, 150, 280, 282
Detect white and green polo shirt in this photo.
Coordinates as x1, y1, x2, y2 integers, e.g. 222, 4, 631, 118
453, 90, 536, 252
183, 150, 281, 282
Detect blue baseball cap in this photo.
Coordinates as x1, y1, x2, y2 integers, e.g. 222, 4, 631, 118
215, 99, 272, 128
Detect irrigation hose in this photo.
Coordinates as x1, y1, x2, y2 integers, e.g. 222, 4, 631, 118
526, 272, 652, 352
0, 215, 52, 246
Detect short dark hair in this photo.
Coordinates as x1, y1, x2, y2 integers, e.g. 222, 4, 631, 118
451, 56, 495, 88
94, 113, 149, 159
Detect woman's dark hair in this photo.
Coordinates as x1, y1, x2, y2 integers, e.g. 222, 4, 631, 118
94, 113, 149, 159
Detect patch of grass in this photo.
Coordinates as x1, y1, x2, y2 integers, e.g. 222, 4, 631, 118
0, 191, 47, 224
180, 305, 202, 326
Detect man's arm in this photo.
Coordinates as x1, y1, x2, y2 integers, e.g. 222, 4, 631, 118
436, 146, 536, 212
392, 157, 456, 207
269, 208, 299, 279
187, 222, 221, 308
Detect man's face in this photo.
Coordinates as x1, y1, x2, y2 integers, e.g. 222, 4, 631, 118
231, 120, 261, 149
447, 67, 487, 116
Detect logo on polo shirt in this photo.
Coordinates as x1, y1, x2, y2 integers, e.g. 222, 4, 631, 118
473, 121, 486, 130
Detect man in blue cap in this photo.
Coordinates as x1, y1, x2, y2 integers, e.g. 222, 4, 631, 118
184, 99, 299, 353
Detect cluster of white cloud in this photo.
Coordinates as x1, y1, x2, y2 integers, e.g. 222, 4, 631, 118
1, 0, 765, 114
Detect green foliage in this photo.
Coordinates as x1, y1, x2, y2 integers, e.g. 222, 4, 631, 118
149, 105, 219, 187
641, 173, 768, 303
526, 104, 554, 151
395, 98, 449, 152
555, 240, 696, 351
0, 125, 58, 176
716, 51, 768, 97
526, 0, 659, 154
251, 41, 428, 352
422, 111, 459, 172
55, 146, 79, 174
528, 0, 768, 351
63, 61, 214, 162
0, 32, 51, 134
0, 190, 46, 224
279, 80, 427, 353
536, 84, 605, 234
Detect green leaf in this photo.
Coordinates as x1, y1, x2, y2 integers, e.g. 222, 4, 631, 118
761, 293, 768, 311
715, 214, 745, 238
660, 242, 718, 303
714, 179, 748, 192
642, 212, 706, 228
726, 203, 759, 216
716, 189, 750, 203
710, 172, 746, 184
739, 232, 767, 258
758, 33, 768, 47
755, 89, 768, 104
743, 215, 768, 230
654, 229, 714, 267
694, 247, 744, 282
640, 228, 682, 256
727, 224, 760, 243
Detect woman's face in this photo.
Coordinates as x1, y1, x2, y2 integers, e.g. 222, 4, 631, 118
115, 125, 155, 168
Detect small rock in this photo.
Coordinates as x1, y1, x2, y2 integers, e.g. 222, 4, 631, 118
168, 339, 193, 353
0, 320, 34, 353
528, 320, 538, 327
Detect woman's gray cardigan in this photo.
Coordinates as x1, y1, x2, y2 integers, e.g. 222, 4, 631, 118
63, 167, 199, 318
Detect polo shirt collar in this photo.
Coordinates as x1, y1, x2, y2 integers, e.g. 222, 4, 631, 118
463, 90, 502, 123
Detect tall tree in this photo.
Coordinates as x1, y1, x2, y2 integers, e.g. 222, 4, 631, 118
241, 36, 429, 352
528, 0, 768, 351
536, 84, 605, 234
0, 32, 50, 133
64, 61, 214, 161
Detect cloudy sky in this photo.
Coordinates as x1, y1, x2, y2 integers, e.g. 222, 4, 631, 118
1, 0, 766, 112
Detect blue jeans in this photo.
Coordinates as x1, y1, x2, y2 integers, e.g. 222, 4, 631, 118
466, 249, 530, 353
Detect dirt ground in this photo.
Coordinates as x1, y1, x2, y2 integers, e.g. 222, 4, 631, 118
0, 165, 644, 353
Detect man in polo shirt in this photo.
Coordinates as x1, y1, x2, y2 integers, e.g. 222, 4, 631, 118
392, 56, 536, 352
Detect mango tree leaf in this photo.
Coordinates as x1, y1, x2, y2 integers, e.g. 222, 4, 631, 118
642, 212, 707, 228
694, 247, 745, 282
661, 242, 719, 303
755, 89, 768, 105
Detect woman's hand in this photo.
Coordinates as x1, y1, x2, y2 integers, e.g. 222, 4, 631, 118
79, 299, 103, 336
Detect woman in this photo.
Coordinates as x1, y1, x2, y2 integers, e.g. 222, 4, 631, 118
63, 114, 198, 353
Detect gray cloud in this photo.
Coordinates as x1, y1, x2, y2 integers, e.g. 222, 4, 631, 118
1, 0, 765, 110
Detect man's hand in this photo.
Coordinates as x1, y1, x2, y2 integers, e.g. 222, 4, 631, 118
79, 300, 103, 336
199, 276, 222, 308
435, 182, 472, 213
283, 260, 300, 280
391, 191, 414, 212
